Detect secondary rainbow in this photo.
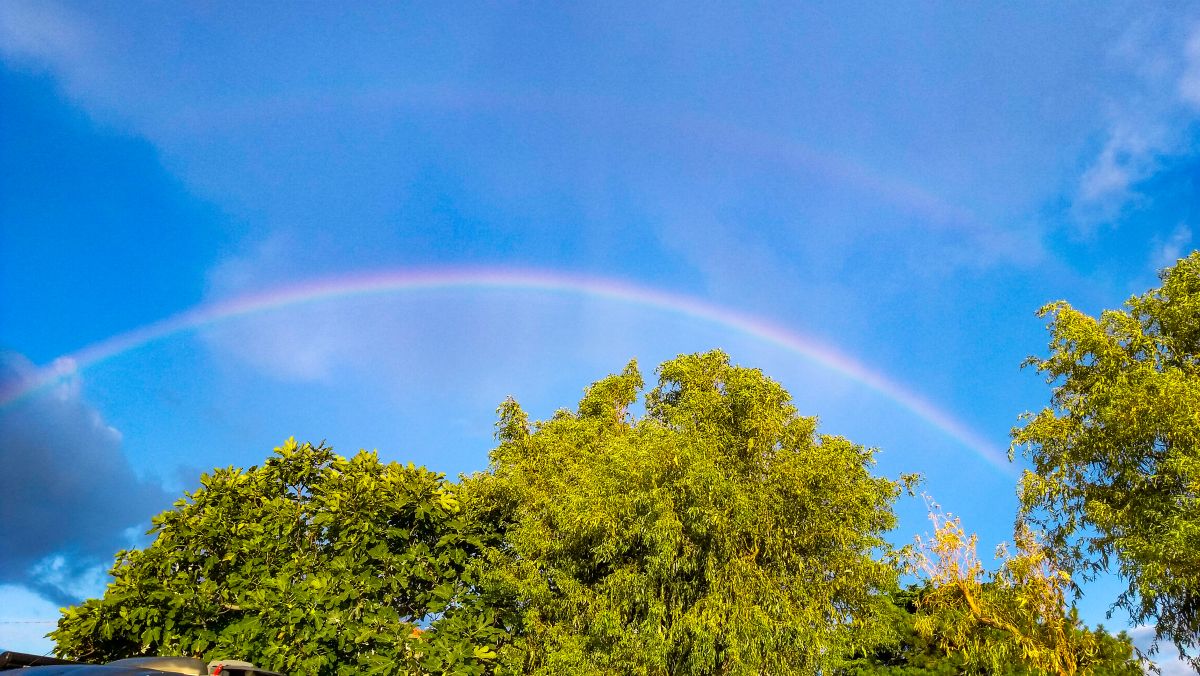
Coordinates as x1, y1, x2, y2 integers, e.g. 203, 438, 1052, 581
1, 267, 1012, 473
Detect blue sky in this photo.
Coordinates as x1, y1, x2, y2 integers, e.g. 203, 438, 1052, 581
1, 2, 1198, 669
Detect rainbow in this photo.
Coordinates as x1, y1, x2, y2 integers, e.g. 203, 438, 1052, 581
1, 267, 1013, 473
204, 86, 980, 231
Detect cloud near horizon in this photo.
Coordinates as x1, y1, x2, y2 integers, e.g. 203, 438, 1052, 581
1128, 625, 1195, 675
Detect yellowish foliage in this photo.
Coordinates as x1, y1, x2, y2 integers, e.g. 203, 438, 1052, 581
911, 498, 1125, 676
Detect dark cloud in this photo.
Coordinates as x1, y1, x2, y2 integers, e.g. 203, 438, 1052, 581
0, 352, 169, 605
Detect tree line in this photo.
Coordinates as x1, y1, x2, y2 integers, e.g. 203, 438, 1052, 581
49, 253, 1200, 674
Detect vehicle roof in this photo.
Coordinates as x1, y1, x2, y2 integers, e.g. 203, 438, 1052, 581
0, 652, 281, 675
2, 668, 180, 675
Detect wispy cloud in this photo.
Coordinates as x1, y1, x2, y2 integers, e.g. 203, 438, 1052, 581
0, 0, 82, 63
1074, 21, 1200, 225
0, 0, 99, 100
1077, 123, 1167, 207
1150, 223, 1194, 271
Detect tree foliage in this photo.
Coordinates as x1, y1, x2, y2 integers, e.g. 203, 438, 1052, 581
901, 503, 1142, 675
51, 439, 505, 675
841, 584, 1141, 675
51, 334, 1177, 675
467, 351, 912, 674
1013, 251, 1200, 668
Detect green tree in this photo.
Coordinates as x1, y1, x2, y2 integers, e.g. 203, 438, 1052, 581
1013, 251, 1200, 669
51, 439, 506, 675
902, 504, 1143, 675
841, 585, 1141, 675
466, 351, 913, 675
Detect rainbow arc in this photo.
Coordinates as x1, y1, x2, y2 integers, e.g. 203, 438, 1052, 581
0, 267, 1012, 473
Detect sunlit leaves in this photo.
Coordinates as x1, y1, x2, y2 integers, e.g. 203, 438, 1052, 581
1013, 251, 1200, 670
906, 501, 1142, 675
468, 351, 906, 674
51, 439, 504, 675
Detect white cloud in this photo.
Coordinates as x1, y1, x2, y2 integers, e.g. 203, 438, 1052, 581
203, 306, 348, 383
1074, 21, 1200, 224
198, 235, 351, 382
1078, 124, 1166, 206
27, 556, 109, 604
1128, 625, 1195, 676
1150, 223, 1194, 271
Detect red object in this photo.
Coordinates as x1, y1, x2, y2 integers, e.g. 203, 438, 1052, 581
213, 667, 224, 675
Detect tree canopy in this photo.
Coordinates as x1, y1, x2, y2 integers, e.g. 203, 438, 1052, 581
1013, 251, 1200, 669
467, 351, 913, 674
899, 504, 1142, 676
48, 345, 1163, 675
50, 439, 505, 675
841, 583, 1141, 676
